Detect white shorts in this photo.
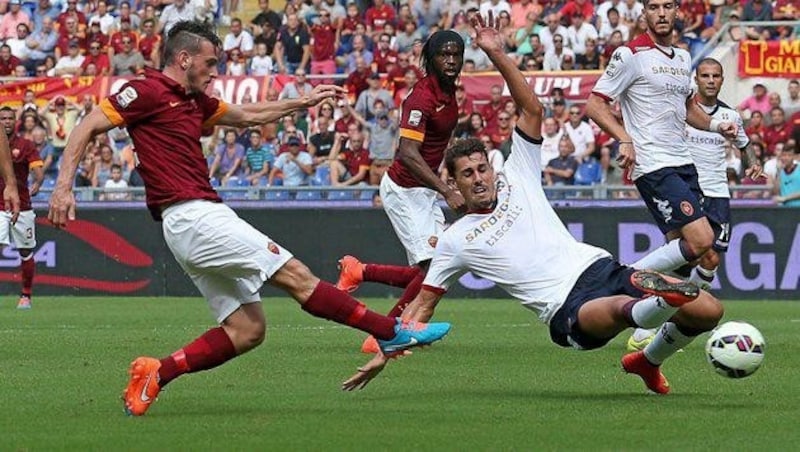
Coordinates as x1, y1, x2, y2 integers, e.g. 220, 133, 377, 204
0, 210, 36, 249
380, 173, 445, 265
162, 200, 293, 323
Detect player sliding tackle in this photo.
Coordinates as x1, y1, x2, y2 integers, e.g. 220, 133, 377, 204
342, 12, 723, 394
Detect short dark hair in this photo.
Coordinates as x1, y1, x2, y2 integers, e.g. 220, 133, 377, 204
696, 57, 723, 74
0, 106, 15, 115
111, 163, 122, 172
445, 138, 488, 175
163, 20, 222, 65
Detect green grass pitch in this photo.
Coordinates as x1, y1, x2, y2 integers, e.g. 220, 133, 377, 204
2, 297, 798, 450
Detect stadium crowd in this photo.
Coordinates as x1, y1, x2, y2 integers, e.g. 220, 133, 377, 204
0, 0, 797, 203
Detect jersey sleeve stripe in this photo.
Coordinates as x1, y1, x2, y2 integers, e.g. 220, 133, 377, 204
201, 101, 230, 130
99, 98, 125, 126
29, 160, 44, 169
514, 126, 543, 144
421, 284, 447, 295
591, 90, 613, 102
399, 128, 425, 142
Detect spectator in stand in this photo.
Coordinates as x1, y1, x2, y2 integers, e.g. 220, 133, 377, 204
355, 73, 394, 122
745, 110, 766, 137
7, 23, 31, 63
54, 16, 85, 60
101, 164, 131, 201
763, 107, 791, 156
280, 68, 314, 102
344, 34, 373, 74
25, 15, 57, 69
463, 33, 492, 71
543, 33, 574, 71
738, 83, 772, 118
243, 129, 275, 186
309, 9, 337, 80
487, 111, 514, 150
513, 10, 543, 55
86, 19, 109, 50
782, 80, 800, 118
550, 98, 569, 125
617, 0, 644, 28
249, 42, 273, 75
209, 129, 246, 185
373, 33, 398, 73
449, 0, 480, 26
329, 131, 370, 187
337, 3, 363, 54
269, 136, 313, 186
31, 0, 59, 32
773, 145, 800, 206
599, 30, 624, 70
461, 112, 486, 139
563, 105, 595, 162
157, 0, 195, 36
599, 8, 629, 41
544, 134, 578, 193
251, 0, 282, 37
559, 0, 594, 23
576, 37, 600, 69
351, 106, 397, 185
108, 18, 138, 58
0, 0, 30, 40
321, 0, 346, 26
480, 84, 505, 129
742, 0, 773, 40
91, 143, 118, 188
453, 83, 474, 137
413, 0, 449, 38
387, 52, 422, 94
138, 18, 161, 69
223, 18, 254, 59
480, 0, 512, 19
539, 13, 569, 54
540, 116, 563, 167
275, 13, 310, 74
56, 0, 86, 30
365, 0, 396, 38
392, 68, 419, 106
308, 114, 336, 165
191, 0, 218, 25
32, 126, 57, 178
225, 49, 247, 75
111, 35, 145, 75
311, 101, 336, 133
629, 14, 648, 41
88, 1, 115, 35
17, 110, 39, 141
395, 19, 423, 54
0, 44, 21, 75
567, 12, 598, 56
53, 40, 84, 76
80, 40, 111, 77
511, 0, 540, 29
335, 100, 358, 134
114, 2, 142, 31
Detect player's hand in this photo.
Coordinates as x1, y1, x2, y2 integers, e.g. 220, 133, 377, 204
3, 184, 20, 224
444, 188, 466, 212
616, 141, 636, 169
470, 11, 505, 54
48, 186, 76, 228
307, 84, 348, 107
744, 162, 764, 180
29, 181, 41, 197
341, 350, 411, 391
719, 121, 737, 139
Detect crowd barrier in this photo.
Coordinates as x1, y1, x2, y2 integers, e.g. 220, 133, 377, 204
5, 205, 797, 301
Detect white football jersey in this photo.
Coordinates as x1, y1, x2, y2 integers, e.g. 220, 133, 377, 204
686, 100, 749, 198
422, 129, 610, 324
592, 33, 694, 180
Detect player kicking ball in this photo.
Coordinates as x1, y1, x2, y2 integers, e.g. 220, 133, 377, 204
342, 12, 724, 395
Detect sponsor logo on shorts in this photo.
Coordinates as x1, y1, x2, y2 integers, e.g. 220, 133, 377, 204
680, 200, 694, 217
428, 236, 438, 248
267, 242, 280, 254
408, 109, 422, 126
653, 197, 672, 223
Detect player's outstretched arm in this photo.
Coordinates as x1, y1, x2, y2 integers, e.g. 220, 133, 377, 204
686, 96, 737, 138
471, 12, 543, 139
217, 85, 347, 128
48, 107, 115, 228
0, 129, 19, 223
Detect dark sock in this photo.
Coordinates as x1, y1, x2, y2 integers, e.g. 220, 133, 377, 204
363, 264, 421, 288
302, 281, 396, 340
387, 270, 425, 317
158, 327, 237, 387
20, 256, 34, 296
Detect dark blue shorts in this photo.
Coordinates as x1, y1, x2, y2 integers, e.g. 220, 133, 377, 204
702, 196, 731, 252
549, 257, 646, 350
635, 165, 706, 234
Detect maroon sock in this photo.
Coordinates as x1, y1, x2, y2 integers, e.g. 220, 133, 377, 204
158, 327, 237, 387
363, 264, 421, 288
386, 270, 425, 317
20, 256, 34, 296
302, 281, 396, 340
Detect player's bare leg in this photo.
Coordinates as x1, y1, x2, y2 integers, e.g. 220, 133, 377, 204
631, 217, 714, 273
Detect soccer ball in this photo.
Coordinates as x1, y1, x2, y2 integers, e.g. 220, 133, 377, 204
705, 321, 765, 379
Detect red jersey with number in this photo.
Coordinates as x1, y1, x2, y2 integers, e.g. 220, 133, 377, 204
99, 67, 226, 220
0, 136, 42, 211
388, 74, 458, 188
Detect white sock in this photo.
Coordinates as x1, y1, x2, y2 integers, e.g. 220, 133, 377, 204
630, 296, 679, 328
632, 327, 657, 341
643, 322, 698, 365
689, 266, 716, 288
631, 238, 689, 272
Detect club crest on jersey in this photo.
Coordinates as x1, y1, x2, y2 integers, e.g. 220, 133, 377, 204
116, 87, 138, 108
408, 110, 422, 126
267, 242, 280, 254
428, 236, 438, 248
11, 148, 20, 158
680, 200, 694, 217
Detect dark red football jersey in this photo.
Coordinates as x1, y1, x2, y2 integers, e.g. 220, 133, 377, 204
100, 67, 226, 220
0, 136, 42, 211
387, 75, 458, 188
